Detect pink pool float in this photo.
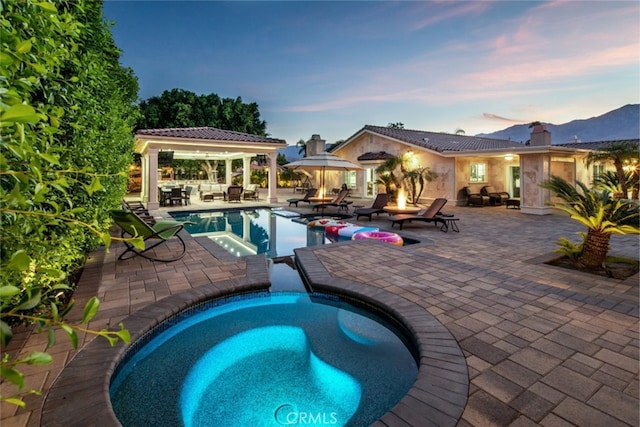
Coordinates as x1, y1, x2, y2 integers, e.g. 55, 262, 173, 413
352, 231, 404, 246
337, 225, 378, 238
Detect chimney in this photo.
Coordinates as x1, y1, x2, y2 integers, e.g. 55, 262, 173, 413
529, 123, 551, 146
306, 134, 326, 156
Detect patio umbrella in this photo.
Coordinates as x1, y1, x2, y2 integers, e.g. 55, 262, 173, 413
284, 152, 362, 197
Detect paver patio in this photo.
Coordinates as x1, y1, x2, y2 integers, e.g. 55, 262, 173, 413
2, 190, 638, 426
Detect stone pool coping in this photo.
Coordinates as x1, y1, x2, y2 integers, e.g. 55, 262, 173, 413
41, 239, 468, 427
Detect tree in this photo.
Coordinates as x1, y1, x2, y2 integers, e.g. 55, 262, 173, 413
137, 89, 267, 136
594, 170, 639, 200
454, 128, 465, 135
1, 0, 134, 407
296, 139, 307, 157
404, 167, 438, 205
541, 176, 639, 269
375, 156, 405, 192
374, 154, 437, 204
387, 122, 404, 129
585, 141, 639, 199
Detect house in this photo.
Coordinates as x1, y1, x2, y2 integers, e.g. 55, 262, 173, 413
323, 125, 638, 215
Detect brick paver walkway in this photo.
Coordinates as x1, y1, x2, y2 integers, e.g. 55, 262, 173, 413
2, 192, 638, 426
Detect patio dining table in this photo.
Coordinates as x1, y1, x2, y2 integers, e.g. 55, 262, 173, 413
159, 187, 187, 207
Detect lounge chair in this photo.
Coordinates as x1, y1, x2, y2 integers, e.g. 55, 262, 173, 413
311, 190, 349, 212
287, 188, 317, 207
354, 193, 389, 221
122, 199, 149, 214
388, 198, 453, 231
121, 200, 155, 224
110, 210, 187, 262
481, 186, 510, 206
226, 185, 243, 202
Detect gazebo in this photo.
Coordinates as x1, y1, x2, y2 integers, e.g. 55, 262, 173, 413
134, 127, 287, 209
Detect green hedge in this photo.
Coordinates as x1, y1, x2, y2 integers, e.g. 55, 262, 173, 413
0, 0, 139, 321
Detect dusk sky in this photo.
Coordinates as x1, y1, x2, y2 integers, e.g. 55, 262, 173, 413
103, 1, 639, 145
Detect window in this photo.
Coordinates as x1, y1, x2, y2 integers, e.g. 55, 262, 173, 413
344, 171, 357, 188
592, 164, 604, 182
470, 162, 486, 183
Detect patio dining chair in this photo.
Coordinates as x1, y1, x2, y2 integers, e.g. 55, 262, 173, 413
110, 210, 187, 262
182, 186, 192, 205
170, 187, 183, 206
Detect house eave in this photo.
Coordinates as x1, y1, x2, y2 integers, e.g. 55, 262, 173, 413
439, 145, 581, 158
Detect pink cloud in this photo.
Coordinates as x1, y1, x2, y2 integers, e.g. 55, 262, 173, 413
411, 1, 491, 30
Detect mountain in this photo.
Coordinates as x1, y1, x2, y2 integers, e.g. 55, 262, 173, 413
277, 144, 303, 162
277, 142, 333, 162
476, 104, 640, 144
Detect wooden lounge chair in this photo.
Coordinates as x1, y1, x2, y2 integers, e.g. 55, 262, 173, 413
287, 188, 317, 207
311, 190, 349, 212
388, 198, 452, 231
121, 200, 155, 224
354, 193, 389, 221
110, 210, 187, 262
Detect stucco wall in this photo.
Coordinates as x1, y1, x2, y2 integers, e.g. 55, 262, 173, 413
334, 134, 455, 202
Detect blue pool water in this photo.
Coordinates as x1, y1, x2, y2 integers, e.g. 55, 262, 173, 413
170, 208, 331, 258
170, 208, 417, 261
110, 292, 418, 427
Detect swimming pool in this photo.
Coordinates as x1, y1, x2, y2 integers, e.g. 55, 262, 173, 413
170, 208, 417, 260
110, 291, 418, 426
170, 208, 331, 258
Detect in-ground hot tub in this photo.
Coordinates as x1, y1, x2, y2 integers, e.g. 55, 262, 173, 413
110, 291, 418, 426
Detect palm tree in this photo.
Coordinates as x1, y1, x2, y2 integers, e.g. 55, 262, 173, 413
375, 173, 396, 200
375, 156, 404, 190
541, 176, 639, 269
404, 167, 438, 205
585, 141, 639, 199
296, 139, 307, 157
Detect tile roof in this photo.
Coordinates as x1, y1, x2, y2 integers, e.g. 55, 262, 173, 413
343, 125, 524, 153
136, 127, 286, 145
555, 138, 640, 150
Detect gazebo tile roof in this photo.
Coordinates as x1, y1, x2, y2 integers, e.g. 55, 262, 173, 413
136, 127, 286, 145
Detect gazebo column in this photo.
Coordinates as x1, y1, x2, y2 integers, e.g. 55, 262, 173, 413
268, 152, 278, 203
225, 159, 232, 184
243, 156, 251, 187
146, 148, 160, 210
